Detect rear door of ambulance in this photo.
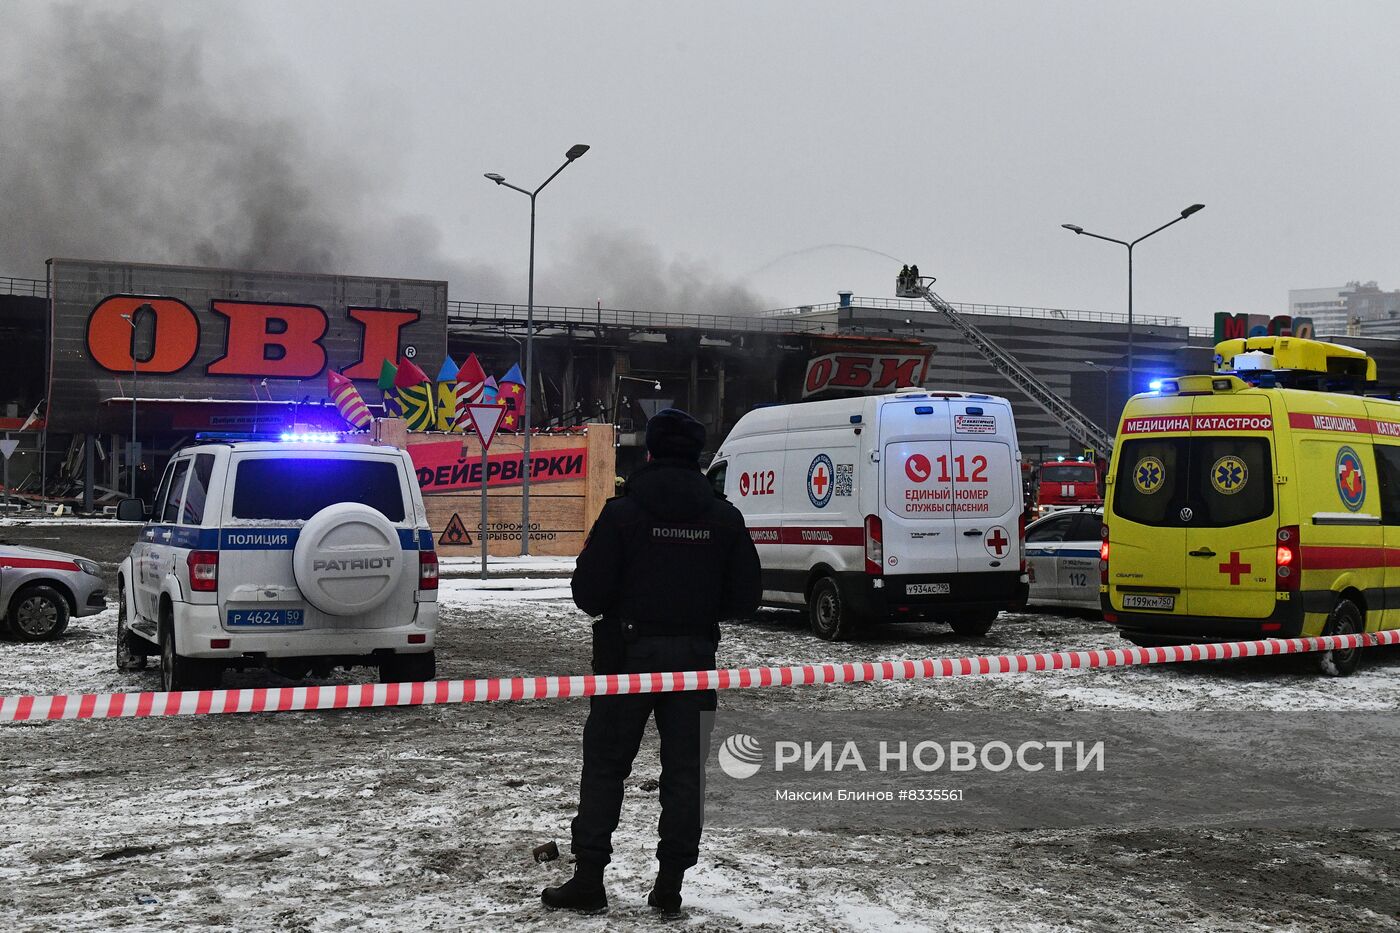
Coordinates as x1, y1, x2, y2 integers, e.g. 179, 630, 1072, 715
1107, 398, 1193, 616
880, 396, 958, 583
948, 398, 1021, 578
1181, 394, 1278, 618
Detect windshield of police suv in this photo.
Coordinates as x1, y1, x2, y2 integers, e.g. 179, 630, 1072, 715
231, 457, 406, 522
1113, 437, 1272, 528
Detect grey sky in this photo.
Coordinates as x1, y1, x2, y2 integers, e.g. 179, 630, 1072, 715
5, 1, 1400, 328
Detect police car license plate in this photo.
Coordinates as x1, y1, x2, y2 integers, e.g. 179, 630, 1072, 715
1122, 594, 1175, 611
227, 609, 305, 627
906, 582, 951, 596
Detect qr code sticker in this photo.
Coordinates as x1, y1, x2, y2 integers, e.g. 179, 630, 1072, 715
833, 463, 854, 497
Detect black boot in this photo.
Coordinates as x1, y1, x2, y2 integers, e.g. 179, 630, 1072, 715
541, 858, 608, 914
647, 866, 685, 918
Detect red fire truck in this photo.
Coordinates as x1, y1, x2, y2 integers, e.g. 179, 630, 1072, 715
1033, 457, 1104, 516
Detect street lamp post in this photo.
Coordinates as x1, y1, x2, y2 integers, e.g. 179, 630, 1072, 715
1061, 204, 1205, 393
120, 311, 140, 498
485, 143, 590, 556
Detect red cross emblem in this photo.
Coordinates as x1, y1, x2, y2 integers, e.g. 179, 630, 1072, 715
1218, 551, 1251, 586
811, 467, 828, 496
1340, 459, 1362, 495
984, 525, 1009, 558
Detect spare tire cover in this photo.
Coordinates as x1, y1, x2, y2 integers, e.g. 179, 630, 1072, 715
293, 503, 404, 616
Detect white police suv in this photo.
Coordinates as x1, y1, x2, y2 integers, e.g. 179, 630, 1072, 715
116, 438, 439, 690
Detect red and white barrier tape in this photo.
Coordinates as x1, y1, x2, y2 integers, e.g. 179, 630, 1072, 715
3, 630, 1397, 723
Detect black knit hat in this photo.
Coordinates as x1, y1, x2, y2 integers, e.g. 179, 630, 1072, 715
645, 408, 706, 462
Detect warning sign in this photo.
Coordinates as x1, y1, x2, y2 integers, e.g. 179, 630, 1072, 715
440, 513, 472, 546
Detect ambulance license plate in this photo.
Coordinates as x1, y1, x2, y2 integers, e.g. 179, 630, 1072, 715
906, 582, 951, 596
1122, 594, 1175, 611
227, 609, 304, 627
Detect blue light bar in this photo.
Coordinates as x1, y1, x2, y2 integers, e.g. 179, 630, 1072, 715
280, 432, 340, 443
1148, 380, 1163, 391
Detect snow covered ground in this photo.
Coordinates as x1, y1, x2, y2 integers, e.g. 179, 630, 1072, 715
4, 582, 1400, 930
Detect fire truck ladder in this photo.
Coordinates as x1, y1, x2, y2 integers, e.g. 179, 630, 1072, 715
909, 276, 1115, 453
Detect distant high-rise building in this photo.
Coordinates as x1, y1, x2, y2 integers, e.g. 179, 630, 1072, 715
1289, 281, 1400, 336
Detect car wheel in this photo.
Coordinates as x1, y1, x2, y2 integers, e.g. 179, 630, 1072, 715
8, 585, 70, 642
808, 577, 858, 641
116, 587, 147, 672
160, 620, 222, 691
949, 611, 997, 637
1317, 599, 1364, 677
379, 650, 436, 684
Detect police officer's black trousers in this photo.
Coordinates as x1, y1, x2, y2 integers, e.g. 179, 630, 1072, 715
571, 634, 717, 871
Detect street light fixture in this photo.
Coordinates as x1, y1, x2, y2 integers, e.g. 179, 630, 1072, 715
1061, 204, 1205, 393
484, 143, 590, 555
612, 375, 662, 428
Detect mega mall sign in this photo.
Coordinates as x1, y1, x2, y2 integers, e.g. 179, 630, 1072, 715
1214, 312, 1315, 342
47, 259, 447, 432
802, 350, 933, 398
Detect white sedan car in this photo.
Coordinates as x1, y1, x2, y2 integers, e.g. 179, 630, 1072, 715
0, 545, 108, 641
1024, 508, 1102, 612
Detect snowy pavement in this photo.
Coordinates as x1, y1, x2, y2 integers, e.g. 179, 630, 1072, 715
3, 587, 1400, 930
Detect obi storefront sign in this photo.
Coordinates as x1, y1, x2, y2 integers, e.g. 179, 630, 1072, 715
409, 440, 588, 494
1214, 312, 1315, 342
47, 259, 447, 432
803, 350, 933, 398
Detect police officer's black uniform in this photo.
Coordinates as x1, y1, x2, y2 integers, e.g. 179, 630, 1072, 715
543, 408, 761, 917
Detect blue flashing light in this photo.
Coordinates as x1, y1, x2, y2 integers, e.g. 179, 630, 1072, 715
914, 406, 934, 415
849, 415, 862, 424
964, 406, 983, 415
1148, 380, 1163, 391
280, 432, 340, 443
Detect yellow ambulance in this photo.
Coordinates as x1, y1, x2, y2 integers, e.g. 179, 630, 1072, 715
1102, 336, 1396, 675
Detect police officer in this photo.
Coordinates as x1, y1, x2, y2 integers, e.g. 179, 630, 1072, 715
543, 408, 761, 917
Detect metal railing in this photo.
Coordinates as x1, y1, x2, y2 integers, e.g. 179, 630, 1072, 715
448, 300, 842, 335
6, 269, 1197, 335
0, 276, 46, 298
447, 295, 1185, 336
764, 296, 1183, 328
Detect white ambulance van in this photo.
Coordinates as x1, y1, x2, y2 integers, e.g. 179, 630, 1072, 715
707, 389, 1028, 639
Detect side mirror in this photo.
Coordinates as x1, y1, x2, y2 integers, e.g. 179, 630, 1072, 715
116, 498, 147, 522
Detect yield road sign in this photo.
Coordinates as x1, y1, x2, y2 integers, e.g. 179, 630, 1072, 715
0, 440, 18, 460
465, 404, 506, 450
